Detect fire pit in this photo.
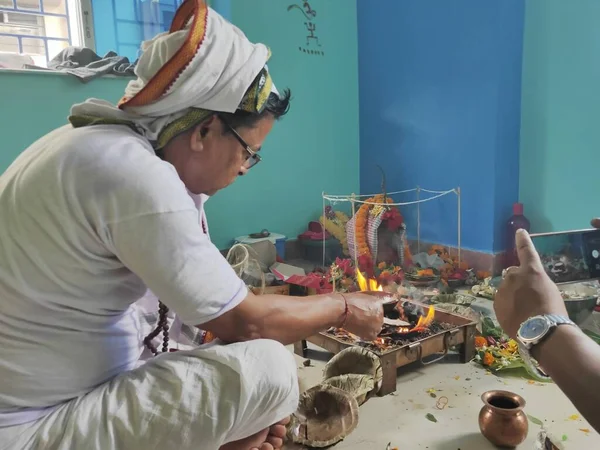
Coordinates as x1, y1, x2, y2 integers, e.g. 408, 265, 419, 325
294, 296, 477, 396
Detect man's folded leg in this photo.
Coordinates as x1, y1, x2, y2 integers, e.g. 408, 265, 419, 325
1, 339, 299, 450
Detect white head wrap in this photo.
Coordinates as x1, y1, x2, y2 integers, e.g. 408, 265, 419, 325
70, 0, 278, 142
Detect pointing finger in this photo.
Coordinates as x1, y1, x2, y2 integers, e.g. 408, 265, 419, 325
515, 229, 542, 270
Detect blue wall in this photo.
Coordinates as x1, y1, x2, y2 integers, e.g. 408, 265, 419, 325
357, 0, 524, 253
519, 0, 600, 233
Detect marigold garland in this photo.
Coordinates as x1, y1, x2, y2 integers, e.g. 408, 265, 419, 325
354, 196, 377, 259
334, 211, 349, 225
354, 194, 394, 260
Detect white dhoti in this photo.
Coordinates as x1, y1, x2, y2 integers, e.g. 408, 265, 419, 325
0, 339, 299, 450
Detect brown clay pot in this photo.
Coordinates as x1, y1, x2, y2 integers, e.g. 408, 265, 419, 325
479, 390, 528, 448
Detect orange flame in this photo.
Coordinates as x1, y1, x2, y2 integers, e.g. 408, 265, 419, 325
415, 306, 435, 329
394, 305, 436, 335
355, 268, 383, 292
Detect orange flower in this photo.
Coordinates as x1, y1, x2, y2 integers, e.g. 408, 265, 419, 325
482, 352, 495, 366
378, 262, 387, 270
475, 336, 487, 348
477, 271, 491, 280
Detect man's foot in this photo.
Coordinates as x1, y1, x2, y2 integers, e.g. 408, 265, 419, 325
219, 417, 290, 450
219, 428, 268, 450
256, 416, 289, 450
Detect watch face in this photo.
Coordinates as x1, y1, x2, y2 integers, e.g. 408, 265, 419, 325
519, 317, 550, 340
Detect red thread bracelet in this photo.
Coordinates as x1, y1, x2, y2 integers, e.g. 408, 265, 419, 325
338, 293, 350, 329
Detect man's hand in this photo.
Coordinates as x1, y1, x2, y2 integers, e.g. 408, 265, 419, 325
202, 290, 384, 346
494, 229, 568, 338
341, 293, 384, 341
490, 220, 600, 434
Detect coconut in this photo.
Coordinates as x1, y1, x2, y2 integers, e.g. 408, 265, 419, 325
322, 374, 375, 406
287, 385, 359, 448
323, 346, 383, 403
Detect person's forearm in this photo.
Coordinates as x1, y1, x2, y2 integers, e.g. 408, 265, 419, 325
532, 326, 600, 433
202, 292, 346, 345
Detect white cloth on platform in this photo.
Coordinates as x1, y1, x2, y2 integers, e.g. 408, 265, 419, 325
0, 125, 247, 426
70, 5, 277, 143
0, 340, 299, 450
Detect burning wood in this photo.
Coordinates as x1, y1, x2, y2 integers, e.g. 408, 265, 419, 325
328, 299, 456, 354
329, 321, 457, 354
394, 304, 436, 333
296, 298, 478, 395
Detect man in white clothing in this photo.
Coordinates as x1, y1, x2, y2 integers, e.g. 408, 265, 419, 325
0, 1, 383, 449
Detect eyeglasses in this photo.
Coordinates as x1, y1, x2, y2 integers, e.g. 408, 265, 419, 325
219, 117, 262, 170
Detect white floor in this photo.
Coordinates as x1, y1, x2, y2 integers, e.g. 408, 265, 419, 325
285, 342, 599, 450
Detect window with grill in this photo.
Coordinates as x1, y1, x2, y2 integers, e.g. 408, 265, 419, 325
0, 0, 89, 67
0, 0, 208, 69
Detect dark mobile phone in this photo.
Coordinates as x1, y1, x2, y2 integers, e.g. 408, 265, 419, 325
530, 229, 600, 285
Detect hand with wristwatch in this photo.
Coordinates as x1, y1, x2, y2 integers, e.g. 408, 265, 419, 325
495, 229, 576, 381
495, 222, 600, 434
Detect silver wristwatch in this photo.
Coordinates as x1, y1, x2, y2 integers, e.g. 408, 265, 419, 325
516, 314, 576, 380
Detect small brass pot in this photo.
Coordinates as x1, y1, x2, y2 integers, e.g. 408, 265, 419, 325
479, 390, 528, 448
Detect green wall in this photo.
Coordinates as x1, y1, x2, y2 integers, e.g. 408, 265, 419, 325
0, 71, 127, 172
0, 0, 360, 249
204, 0, 359, 248
519, 0, 600, 233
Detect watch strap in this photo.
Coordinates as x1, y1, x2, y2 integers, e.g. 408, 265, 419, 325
546, 314, 576, 327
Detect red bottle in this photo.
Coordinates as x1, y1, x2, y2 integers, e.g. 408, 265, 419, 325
506, 203, 531, 267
